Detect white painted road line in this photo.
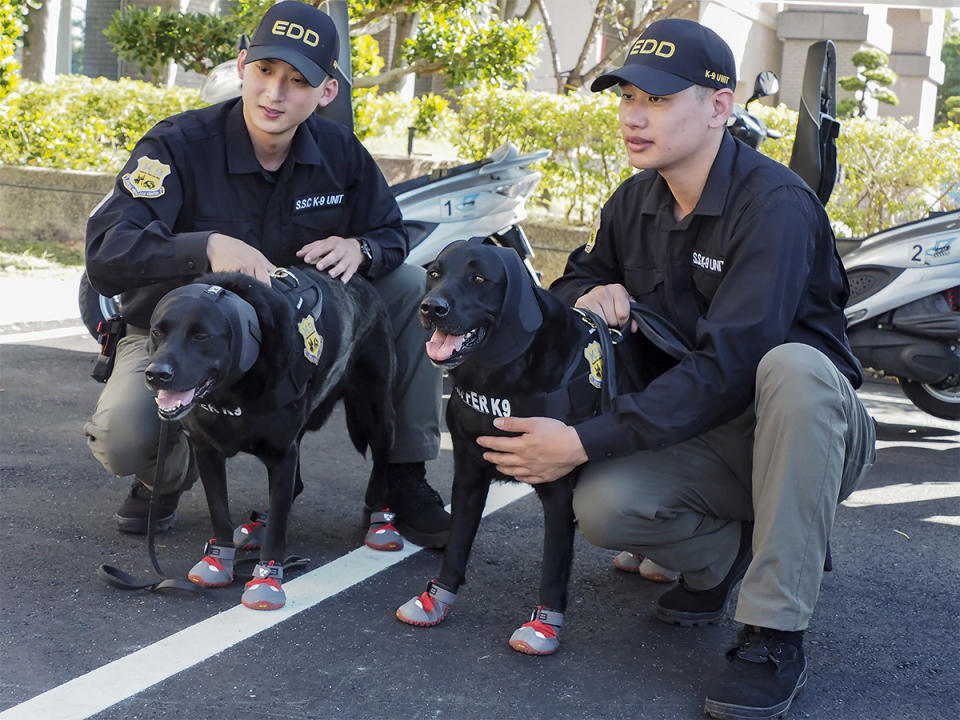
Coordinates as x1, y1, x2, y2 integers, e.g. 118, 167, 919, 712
0, 325, 87, 344
0, 482, 534, 720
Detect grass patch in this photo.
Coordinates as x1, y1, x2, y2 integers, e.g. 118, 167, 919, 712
0, 234, 84, 277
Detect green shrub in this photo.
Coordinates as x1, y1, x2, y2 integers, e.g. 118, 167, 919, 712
0, 75, 205, 170
453, 85, 632, 225
0, 0, 25, 101
751, 104, 960, 237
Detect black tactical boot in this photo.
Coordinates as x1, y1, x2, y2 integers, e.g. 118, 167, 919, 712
655, 521, 753, 626
115, 480, 184, 534
704, 626, 807, 719
371, 462, 450, 548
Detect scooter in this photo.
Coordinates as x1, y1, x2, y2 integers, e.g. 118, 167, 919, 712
731, 43, 959, 420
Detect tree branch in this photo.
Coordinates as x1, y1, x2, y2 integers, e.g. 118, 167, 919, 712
350, 0, 420, 35
533, 0, 564, 93
354, 58, 444, 88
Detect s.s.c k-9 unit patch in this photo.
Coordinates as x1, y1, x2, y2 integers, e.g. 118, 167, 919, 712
122, 156, 171, 199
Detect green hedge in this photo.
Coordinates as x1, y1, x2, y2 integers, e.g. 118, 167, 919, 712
3, 76, 957, 237
0, 76, 205, 171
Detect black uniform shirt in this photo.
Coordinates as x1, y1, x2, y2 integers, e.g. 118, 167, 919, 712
551, 132, 862, 460
86, 98, 407, 328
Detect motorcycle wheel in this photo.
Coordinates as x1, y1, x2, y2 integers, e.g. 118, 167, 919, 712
900, 379, 960, 421
78, 271, 119, 340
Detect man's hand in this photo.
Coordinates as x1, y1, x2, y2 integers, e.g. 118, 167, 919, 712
296, 236, 363, 284
575, 283, 637, 332
207, 232, 276, 285
476, 416, 588, 485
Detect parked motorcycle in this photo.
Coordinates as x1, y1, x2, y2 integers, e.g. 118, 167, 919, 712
731, 42, 959, 420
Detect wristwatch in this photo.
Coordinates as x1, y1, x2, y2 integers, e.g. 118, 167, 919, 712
357, 237, 373, 273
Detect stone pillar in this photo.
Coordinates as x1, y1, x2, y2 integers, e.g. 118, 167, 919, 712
82, 0, 122, 79
776, 5, 888, 116
878, 8, 945, 134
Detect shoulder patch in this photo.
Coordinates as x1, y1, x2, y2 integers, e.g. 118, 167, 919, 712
122, 156, 171, 199
585, 226, 598, 254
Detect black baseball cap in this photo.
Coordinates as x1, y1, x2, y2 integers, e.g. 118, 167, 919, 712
591, 18, 736, 95
244, 1, 339, 87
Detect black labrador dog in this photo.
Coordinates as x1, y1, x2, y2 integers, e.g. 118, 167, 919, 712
144, 266, 397, 610
396, 239, 647, 655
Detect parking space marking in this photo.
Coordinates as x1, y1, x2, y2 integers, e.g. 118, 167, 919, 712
0, 482, 533, 720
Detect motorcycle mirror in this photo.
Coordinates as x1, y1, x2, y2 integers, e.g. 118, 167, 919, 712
745, 70, 780, 107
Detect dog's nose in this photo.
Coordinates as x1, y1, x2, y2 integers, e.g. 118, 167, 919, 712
144, 362, 174, 387
420, 296, 450, 319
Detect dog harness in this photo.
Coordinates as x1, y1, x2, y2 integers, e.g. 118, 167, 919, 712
250, 267, 332, 412
450, 308, 620, 422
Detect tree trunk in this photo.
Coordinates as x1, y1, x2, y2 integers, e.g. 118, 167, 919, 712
532, 0, 564, 93
21, 0, 61, 83
381, 11, 420, 93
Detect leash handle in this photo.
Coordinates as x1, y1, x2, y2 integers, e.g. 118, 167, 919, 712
578, 308, 618, 414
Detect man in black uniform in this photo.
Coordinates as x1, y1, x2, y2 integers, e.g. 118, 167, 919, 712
476, 19, 876, 719
84, 2, 449, 548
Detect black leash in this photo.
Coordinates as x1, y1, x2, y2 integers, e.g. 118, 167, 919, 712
97, 419, 199, 592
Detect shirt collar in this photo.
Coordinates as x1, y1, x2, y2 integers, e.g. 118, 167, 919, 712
225, 100, 326, 174
640, 131, 738, 225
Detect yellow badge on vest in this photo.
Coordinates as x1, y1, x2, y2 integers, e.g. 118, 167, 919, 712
298, 315, 323, 364
584, 341, 603, 388
122, 156, 170, 198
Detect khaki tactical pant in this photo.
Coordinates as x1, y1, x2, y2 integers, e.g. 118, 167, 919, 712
84, 263, 442, 493
573, 343, 876, 631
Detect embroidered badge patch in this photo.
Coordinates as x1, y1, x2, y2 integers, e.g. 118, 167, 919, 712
122, 156, 171, 198
585, 225, 599, 254
584, 341, 602, 388
298, 315, 323, 364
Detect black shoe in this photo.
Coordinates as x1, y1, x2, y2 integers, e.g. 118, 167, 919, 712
704, 626, 807, 719
371, 462, 450, 548
655, 521, 753, 626
115, 480, 183, 534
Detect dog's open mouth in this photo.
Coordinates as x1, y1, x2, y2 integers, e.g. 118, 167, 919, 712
154, 378, 215, 420
425, 327, 485, 368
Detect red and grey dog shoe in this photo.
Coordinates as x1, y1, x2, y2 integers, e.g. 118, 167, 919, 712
509, 606, 564, 656
396, 580, 456, 626
613, 551, 680, 583
365, 509, 404, 551
187, 540, 236, 587
233, 510, 268, 551
241, 560, 285, 610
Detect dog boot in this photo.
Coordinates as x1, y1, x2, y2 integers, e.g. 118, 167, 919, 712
233, 510, 268, 551
509, 606, 564, 656
396, 580, 456, 626
188, 540, 236, 587
365, 509, 404, 551
241, 560, 285, 610
613, 551, 680, 583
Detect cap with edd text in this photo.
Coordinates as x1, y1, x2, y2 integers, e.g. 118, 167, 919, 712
591, 18, 736, 95
245, 1, 339, 87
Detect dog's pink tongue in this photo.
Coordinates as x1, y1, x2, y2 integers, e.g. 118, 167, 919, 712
156, 388, 196, 411
426, 329, 464, 362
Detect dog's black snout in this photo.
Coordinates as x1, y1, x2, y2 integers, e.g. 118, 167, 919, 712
420, 295, 450, 319
144, 362, 174, 388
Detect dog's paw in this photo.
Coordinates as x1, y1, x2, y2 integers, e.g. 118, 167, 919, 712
365, 509, 404, 551
187, 541, 236, 588
396, 580, 456, 626
241, 560, 285, 610
508, 606, 563, 656
233, 510, 268, 551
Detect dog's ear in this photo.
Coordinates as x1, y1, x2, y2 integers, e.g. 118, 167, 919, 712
495, 246, 542, 333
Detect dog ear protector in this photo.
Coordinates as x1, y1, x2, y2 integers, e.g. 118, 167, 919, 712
151, 283, 262, 385
461, 237, 544, 367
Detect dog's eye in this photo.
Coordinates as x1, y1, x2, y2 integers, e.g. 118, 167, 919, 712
193, 332, 209, 341
150, 328, 163, 338
427, 269, 440, 280
472, 274, 486, 284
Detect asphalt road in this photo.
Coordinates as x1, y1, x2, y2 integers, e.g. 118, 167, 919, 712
1, 318, 958, 720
